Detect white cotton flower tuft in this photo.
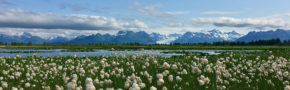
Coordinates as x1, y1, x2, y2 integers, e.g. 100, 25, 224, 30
124, 81, 130, 88
67, 80, 77, 90
157, 79, 164, 86
86, 78, 95, 90
198, 75, 210, 86
157, 73, 164, 79
176, 76, 182, 82
94, 78, 99, 84
1, 81, 8, 88
139, 83, 146, 89
25, 82, 31, 88
283, 71, 288, 77
14, 72, 21, 79
171, 64, 178, 70
162, 86, 168, 90
168, 75, 174, 82
130, 83, 140, 90
198, 80, 205, 86
202, 58, 208, 64
285, 85, 290, 90
12, 87, 18, 90
181, 69, 188, 75
55, 85, 63, 90
150, 86, 157, 90
162, 62, 170, 69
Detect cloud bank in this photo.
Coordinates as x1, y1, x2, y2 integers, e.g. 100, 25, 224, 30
201, 11, 239, 15
0, 9, 148, 30
0, 0, 11, 5
134, 2, 190, 17
192, 14, 290, 30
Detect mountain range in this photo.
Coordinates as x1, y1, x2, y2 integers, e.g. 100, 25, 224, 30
172, 29, 242, 43
236, 29, 290, 42
1, 29, 289, 44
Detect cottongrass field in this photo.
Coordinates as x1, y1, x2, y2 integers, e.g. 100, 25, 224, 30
0, 50, 289, 90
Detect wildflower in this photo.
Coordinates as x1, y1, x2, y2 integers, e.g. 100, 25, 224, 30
198, 80, 205, 86
162, 87, 168, 90
72, 74, 78, 80
12, 87, 18, 90
176, 76, 182, 82
67, 80, 77, 90
204, 77, 210, 84
130, 83, 140, 90
139, 83, 146, 89
14, 72, 21, 79
171, 64, 178, 70
25, 83, 31, 88
157, 79, 164, 86
285, 85, 290, 90
216, 70, 221, 76
150, 86, 157, 90
1, 81, 8, 88
181, 69, 188, 75
283, 71, 288, 77
94, 78, 99, 84
163, 70, 170, 76
168, 75, 174, 82
157, 73, 164, 79
86, 78, 95, 90
124, 81, 130, 88
55, 85, 63, 90
162, 62, 170, 69
202, 58, 208, 64
76, 86, 82, 90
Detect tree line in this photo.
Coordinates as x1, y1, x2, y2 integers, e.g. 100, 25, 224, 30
1, 38, 290, 46
171, 38, 287, 46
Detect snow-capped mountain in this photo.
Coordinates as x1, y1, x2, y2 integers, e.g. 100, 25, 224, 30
172, 30, 243, 44
151, 33, 182, 44
69, 31, 156, 44
0, 30, 243, 44
0, 32, 70, 44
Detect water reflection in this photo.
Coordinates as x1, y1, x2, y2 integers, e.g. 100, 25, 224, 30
0, 49, 262, 57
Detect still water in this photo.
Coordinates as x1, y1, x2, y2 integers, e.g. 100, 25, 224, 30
0, 49, 261, 57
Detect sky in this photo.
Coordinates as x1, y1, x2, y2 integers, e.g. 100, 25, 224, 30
1, 0, 290, 38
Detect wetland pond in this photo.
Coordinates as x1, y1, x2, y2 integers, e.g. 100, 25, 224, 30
0, 48, 263, 57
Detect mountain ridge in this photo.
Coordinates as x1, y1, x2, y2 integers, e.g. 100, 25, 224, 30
6, 29, 290, 44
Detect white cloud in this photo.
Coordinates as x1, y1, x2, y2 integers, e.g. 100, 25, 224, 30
134, 2, 190, 17
0, 9, 148, 30
0, 0, 11, 5
201, 11, 239, 15
134, 2, 167, 17
0, 28, 119, 39
168, 22, 184, 27
192, 14, 290, 30
166, 11, 191, 15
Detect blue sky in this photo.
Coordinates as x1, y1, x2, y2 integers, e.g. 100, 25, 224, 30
1, 0, 290, 38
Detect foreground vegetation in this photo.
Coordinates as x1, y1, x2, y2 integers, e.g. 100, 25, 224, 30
0, 50, 289, 90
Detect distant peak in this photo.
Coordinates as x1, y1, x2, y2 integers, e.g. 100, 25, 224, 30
22, 32, 32, 36
117, 30, 132, 35
227, 30, 239, 34
275, 29, 287, 32
208, 29, 221, 33
21, 32, 33, 38
230, 30, 237, 33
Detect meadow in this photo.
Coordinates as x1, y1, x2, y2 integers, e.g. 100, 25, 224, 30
0, 45, 289, 90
